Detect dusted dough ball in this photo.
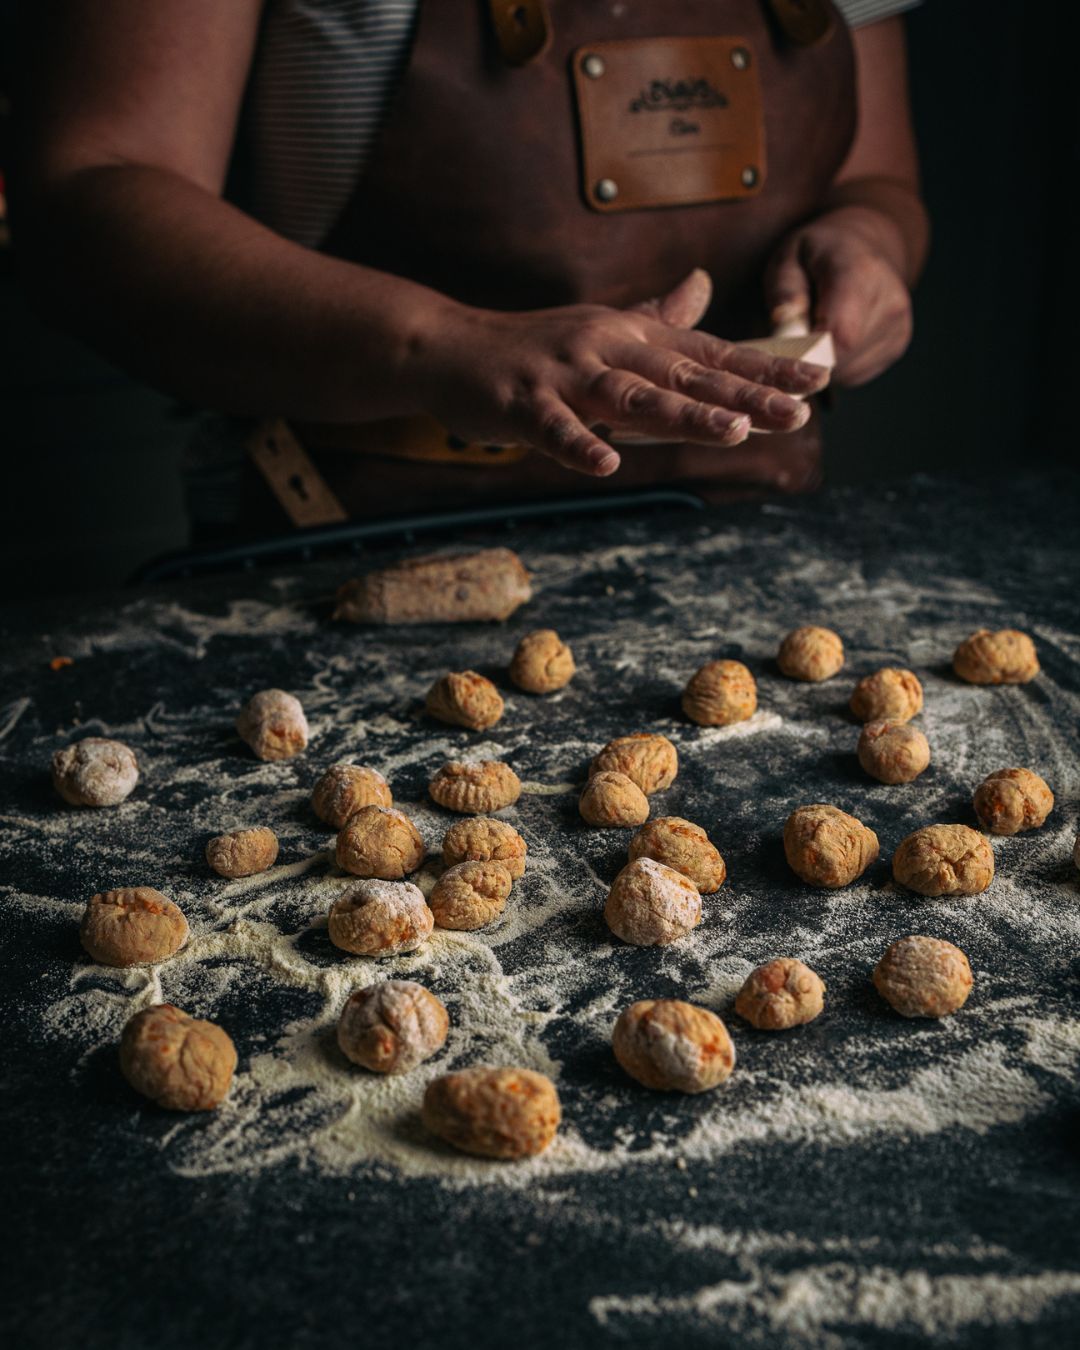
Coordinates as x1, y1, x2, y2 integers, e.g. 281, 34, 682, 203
120, 1004, 236, 1110
783, 804, 880, 888
579, 771, 650, 828
52, 737, 138, 807
857, 720, 931, 784
873, 936, 973, 1018
311, 762, 392, 829
425, 671, 504, 731
429, 760, 522, 814
80, 888, 188, 967
429, 860, 513, 930
604, 858, 702, 946
509, 629, 576, 694
849, 668, 923, 724
613, 999, 735, 1093
892, 824, 994, 896
337, 980, 449, 1073
973, 768, 1054, 835
236, 688, 309, 761
953, 629, 1039, 685
328, 879, 434, 956
681, 659, 757, 726
442, 816, 527, 879
777, 626, 845, 682
628, 816, 726, 893
589, 734, 678, 795
335, 805, 425, 878
735, 958, 825, 1030
205, 826, 279, 878
422, 1066, 561, 1159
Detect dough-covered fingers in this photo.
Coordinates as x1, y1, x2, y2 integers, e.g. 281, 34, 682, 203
586, 367, 751, 446
609, 343, 811, 433
526, 395, 620, 476
670, 327, 831, 396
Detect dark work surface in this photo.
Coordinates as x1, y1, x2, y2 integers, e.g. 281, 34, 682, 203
2, 474, 1079, 1350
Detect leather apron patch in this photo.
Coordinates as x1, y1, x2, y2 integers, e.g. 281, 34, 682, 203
572, 37, 766, 213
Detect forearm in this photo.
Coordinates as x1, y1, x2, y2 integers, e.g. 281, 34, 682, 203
818, 176, 930, 286
21, 163, 457, 422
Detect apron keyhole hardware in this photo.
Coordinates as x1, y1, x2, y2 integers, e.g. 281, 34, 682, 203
287, 473, 310, 502
512, 4, 529, 27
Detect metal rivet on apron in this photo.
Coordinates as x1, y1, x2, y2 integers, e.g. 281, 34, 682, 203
741, 166, 759, 188
595, 178, 619, 202
731, 47, 751, 70
581, 53, 606, 79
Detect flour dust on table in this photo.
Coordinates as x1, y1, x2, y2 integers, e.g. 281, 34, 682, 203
3, 480, 1079, 1347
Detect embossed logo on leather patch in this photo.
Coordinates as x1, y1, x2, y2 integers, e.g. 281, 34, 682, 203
572, 37, 766, 213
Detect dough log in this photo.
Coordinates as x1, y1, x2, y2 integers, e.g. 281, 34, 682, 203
333, 548, 531, 625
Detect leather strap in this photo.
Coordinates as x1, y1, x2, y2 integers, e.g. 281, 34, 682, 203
247, 418, 349, 526
488, 0, 552, 65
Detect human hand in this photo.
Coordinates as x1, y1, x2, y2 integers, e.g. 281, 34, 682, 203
413, 270, 831, 477
764, 207, 914, 387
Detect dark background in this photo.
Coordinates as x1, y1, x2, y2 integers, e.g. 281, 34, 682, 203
1, 4, 1076, 596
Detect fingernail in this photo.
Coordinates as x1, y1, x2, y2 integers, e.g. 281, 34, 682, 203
593, 452, 620, 476
715, 413, 750, 439
787, 401, 811, 427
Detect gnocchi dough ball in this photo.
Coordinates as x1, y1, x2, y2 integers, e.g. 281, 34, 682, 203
612, 999, 735, 1093
442, 817, 527, 879
849, 667, 923, 724
312, 762, 392, 829
783, 804, 880, 888
579, 771, 650, 829
973, 768, 1054, 835
589, 733, 678, 795
52, 737, 138, 807
735, 958, 825, 1030
80, 888, 188, 967
120, 1004, 237, 1111
429, 760, 522, 814
892, 824, 994, 896
509, 629, 576, 694
681, 659, 757, 727
628, 816, 726, 893
425, 671, 504, 731
328, 879, 434, 956
777, 626, 845, 682
857, 720, 931, 784
205, 826, 279, 878
604, 858, 702, 946
422, 1066, 561, 1159
236, 688, 309, 761
429, 860, 513, 930
953, 629, 1039, 685
873, 936, 973, 1018
337, 980, 449, 1074
335, 805, 425, 878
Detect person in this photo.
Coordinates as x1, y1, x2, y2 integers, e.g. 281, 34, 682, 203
19, 0, 928, 534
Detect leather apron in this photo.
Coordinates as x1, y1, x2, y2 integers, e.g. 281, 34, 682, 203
262, 0, 856, 523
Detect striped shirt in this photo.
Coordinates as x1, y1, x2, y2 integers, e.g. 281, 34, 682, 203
245, 0, 921, 249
